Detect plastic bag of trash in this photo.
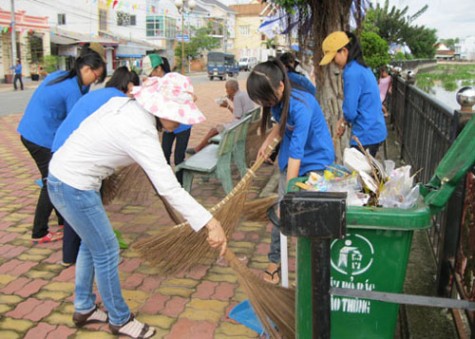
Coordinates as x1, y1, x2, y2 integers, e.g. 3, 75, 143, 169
378, 165, 420, 209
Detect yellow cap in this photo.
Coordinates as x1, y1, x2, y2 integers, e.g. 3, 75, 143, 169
319, 31, 350, 66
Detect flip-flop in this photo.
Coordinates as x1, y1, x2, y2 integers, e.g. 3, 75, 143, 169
263, 264, 281, 285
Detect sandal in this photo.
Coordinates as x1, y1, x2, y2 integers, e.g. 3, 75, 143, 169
73, 305, 108, 327
263, 263, 281, 285
109, 314, 156, 339
32, 232, 63, 244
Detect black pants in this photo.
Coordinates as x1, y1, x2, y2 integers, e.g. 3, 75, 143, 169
63, 220, 80, 264
14, 74, 24, 90
21, 136, 64, 238
161, 129, 191, 185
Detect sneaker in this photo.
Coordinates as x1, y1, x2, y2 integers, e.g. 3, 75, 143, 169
73, 305, 108, 327
32, 232, 63, 244
109, 314, 156, 338
186, 148, 196, 155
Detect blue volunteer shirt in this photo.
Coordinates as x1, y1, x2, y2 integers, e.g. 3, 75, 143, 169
17, 71, 89, 149
52, 87, 127, 152
271, 89, 335, 175
288, 71, 317, 96
342, 60, 387, 146
166, 123, 192, 135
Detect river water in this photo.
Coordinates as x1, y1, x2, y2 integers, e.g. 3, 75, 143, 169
416, 82, 461, 111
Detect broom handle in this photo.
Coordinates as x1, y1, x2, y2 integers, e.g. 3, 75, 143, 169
212, 137, 281, 211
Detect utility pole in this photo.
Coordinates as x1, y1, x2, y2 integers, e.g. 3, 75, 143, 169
10, 0, 17, 69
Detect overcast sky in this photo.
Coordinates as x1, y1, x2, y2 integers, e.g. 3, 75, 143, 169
370, 0, 473, 39
222, 0, 473, 40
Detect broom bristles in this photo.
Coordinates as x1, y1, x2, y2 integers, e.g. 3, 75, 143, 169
242, 194, 278, 222
133, 138, 281, 275
225, 249, 295, 338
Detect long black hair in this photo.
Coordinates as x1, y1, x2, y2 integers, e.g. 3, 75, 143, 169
344, 31, 367, 68
105, 66, 134, 93
48, 43, 107, 88
246, 59, 292, 136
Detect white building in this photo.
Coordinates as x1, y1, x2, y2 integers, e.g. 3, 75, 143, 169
455, 36, 475, 60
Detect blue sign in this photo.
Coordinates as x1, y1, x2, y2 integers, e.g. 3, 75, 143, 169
176, 34, 190, 42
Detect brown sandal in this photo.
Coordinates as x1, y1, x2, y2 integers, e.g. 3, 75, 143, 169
109, 314, 156, 339
73, 305, 108, 327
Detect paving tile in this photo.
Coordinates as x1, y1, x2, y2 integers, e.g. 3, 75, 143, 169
0, 79, 280, 338
166, 318, 217, 339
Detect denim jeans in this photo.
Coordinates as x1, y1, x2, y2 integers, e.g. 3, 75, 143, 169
47, 174, 130, 326
21, 136, 64, 238
161, 129, 191, 185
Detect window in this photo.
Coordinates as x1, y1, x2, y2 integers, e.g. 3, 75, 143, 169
239, 25, 250, 36
58, 14, 66, 25
146, 16, 176, 39
117, 12, 136, 26
99, 9, 107, 31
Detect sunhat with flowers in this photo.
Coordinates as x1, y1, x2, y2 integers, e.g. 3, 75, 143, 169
133, 72, 206, 125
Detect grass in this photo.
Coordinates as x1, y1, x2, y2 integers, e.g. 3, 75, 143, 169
416, 64, 475, 92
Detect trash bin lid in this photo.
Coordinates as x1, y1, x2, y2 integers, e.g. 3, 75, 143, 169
421, 115, 475, 214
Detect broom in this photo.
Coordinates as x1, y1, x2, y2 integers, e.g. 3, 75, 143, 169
102, 164, 185, 224
133, 138, 281, 275
225, 248, 295, 338
242, 194, 278, 222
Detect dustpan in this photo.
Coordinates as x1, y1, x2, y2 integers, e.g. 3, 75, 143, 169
229, 299, 266, 336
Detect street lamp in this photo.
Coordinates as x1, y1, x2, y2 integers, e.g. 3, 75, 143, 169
175, 0, 195, 74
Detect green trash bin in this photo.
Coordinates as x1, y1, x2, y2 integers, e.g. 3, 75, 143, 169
287, 115, 475, 338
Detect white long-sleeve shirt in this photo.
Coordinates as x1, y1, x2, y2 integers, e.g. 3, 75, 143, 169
49, 97, 212, 231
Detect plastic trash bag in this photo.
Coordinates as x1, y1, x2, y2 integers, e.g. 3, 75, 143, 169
379, 165, 420, 209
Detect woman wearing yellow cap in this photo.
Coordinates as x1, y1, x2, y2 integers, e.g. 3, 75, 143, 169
320, 31, 387, 156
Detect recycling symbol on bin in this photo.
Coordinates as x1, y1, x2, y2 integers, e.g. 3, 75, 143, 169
331, 233, 374, 276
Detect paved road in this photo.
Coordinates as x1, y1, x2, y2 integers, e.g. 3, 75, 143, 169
0, 72, 250, 117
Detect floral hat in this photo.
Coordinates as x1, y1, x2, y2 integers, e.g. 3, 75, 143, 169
133, 72, 206, 125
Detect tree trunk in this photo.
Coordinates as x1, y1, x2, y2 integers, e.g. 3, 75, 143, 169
308, 0, 353, 162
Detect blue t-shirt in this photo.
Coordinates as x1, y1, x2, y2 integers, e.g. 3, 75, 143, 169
271, 89, 335, 175
166, 123, 192, 135
17, 71, 89, 149
342, 60, 387, 146
52, 87, 126, 152
288, 71, 316, 96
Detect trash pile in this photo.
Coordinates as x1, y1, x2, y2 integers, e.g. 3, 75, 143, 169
296, 148, 420, 209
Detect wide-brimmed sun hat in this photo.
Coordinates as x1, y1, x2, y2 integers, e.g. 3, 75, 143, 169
319, 31, 350, 66
142, 54, 163, 76
133, 72, 206, 125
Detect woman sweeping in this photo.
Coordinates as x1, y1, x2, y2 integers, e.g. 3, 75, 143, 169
47, 73, 227, 338
247, 59, 335, 284
17, 43, 107, 243
320, 31, 387, 157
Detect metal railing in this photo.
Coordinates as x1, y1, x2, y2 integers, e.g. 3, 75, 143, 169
389, 75, 474, 336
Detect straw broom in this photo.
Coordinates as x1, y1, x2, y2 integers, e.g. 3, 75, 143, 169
133, 138, 281, 275
102, 164, 185, 224
225, 248, 295, 338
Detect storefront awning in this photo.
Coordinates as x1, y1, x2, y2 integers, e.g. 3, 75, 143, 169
50, 34, 78, 45
116, 43, 153, 59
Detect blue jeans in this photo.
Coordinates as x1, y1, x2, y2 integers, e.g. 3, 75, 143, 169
47, 174, 130, 326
